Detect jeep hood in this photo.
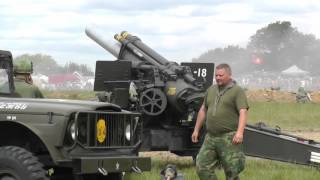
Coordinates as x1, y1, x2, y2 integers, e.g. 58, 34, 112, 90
0, 97, 121, 115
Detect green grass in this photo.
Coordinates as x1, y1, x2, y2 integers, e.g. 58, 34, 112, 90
248, 101, 320, 131
42, 90, 96, 100
126, 157, 320, 180
125, 157, 198, 180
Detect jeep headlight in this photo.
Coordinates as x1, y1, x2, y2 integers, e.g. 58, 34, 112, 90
69, 122, 77, 141
125, 124, 131, 141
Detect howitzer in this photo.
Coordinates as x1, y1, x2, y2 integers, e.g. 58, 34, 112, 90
86, 27, 214, 155
86, 27, 320, 167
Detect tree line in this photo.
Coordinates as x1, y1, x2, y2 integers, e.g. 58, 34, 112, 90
193, 21, 320, 75
13, 54, 94, 76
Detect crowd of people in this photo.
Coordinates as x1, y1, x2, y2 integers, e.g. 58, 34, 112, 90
235, 73, 319, 92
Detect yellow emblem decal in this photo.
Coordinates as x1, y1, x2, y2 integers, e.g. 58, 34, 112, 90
97, 119, 106, 143
167, 87, 176, 96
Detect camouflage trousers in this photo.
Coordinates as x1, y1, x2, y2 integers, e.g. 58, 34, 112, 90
196, 132, 245, 180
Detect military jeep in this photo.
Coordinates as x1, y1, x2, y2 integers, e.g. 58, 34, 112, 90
0, 50, 150, 180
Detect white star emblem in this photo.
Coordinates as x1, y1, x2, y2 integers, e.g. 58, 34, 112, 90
116, 162, 120, 170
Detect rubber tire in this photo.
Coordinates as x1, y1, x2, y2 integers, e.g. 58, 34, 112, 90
0, 146, 48, 180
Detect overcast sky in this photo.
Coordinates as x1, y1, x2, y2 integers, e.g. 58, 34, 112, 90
1, 0, 320, 70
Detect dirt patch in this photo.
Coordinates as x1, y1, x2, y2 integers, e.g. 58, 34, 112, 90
310, 91, 320, 102
289, 131, 320, 141
140, 151, 193, 161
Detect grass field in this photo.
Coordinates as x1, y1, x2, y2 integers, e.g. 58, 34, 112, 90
44, 90, 320, 180
248, 101, 320, 131
126, 157, 320, 180
43, 90, 96, 100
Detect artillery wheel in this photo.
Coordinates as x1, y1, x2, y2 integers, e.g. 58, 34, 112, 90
139, 88, 167, 116
0, 146, 48, 180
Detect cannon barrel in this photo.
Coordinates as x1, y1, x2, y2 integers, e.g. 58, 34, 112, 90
120, 31, 170, 66
85, 27, 121, 58
117, 32, 198, 84
114, 33, 166, 69
114, 31, 199, 83
114, 32, 181, 78
87, 28, 199, 85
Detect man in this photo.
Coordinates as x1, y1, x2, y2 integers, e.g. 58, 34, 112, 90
13, 60, 44, 98
296, 81, 311, 103
192, 63, 249, 180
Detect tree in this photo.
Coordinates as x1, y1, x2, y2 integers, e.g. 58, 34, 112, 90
247, 21, 320, 73
14, 54, 64, 75
64, 62, 94, 76
14, 54, 94, 76
193, 21, 320, 75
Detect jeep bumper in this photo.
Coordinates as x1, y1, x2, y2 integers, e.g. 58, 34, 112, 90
72, 156, 151, 174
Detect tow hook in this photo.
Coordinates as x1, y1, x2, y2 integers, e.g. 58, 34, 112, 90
132, 166, 142, 173
131, 160, 142, 173
98, 167, 108, 176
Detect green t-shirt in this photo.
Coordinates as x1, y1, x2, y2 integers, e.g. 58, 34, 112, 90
14, 79, 44, 98
204, 83, 249, 135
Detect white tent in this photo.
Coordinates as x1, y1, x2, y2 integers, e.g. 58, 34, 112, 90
281, 65, 309, 75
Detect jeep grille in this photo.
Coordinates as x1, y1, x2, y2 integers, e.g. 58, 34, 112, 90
75, 111, 141, 148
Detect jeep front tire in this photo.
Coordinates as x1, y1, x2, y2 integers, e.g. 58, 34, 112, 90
0, 146, 48, 180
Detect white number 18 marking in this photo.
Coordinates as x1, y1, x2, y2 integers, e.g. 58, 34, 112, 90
197, 68, 207, 77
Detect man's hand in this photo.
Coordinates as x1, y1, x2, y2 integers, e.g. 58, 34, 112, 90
232, 131, 243, 144
192, 104, 206, 143
233, 108, 247, 144
192, 130, 199, 143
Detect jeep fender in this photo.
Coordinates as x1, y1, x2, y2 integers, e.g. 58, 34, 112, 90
0, 120, 64, 164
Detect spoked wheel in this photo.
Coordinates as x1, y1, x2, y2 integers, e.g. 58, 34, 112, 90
0, 146, 48, 180
139, 88, 167, 116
